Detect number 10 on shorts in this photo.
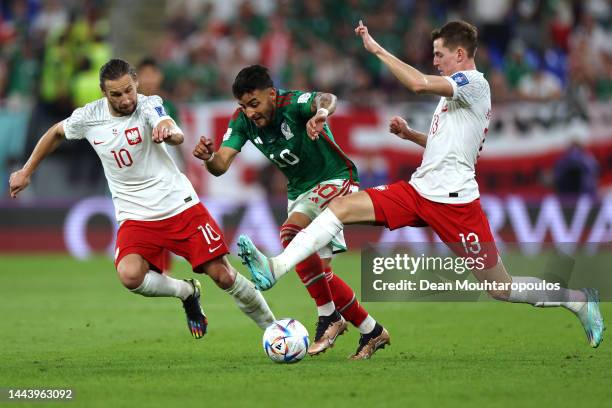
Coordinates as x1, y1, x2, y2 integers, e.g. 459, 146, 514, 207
198, 223, 222, 250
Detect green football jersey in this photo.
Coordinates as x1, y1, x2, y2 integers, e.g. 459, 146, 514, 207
221, 89, 359, 200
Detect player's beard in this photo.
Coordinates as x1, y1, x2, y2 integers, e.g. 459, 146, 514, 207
252, 115, 268, 127
253, 106, 274, 128
111, 100, 137, 116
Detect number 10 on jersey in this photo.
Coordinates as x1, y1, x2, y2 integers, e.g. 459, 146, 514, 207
111, 149, 133, 168
269, 149, 300, 168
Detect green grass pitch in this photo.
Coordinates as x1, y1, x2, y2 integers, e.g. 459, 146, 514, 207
0, 253, 610, 408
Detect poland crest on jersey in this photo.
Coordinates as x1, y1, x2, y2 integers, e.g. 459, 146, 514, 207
281, 120, 294, 140
125, 127, 142, 145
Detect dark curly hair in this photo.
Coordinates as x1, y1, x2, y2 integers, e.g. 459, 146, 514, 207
232, 65, 274, 99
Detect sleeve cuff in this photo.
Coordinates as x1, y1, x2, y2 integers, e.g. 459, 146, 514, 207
443, 76, 458, 100
62, 119, 76, 140
151, 115, 172, 128
220, 141, 242, 152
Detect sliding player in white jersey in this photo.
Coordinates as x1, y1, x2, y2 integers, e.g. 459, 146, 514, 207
237, 21, 605, 350
9, 59, 275, 339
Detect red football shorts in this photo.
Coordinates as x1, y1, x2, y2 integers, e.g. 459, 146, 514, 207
114, 203, 229, 272
365, 181, 498, 268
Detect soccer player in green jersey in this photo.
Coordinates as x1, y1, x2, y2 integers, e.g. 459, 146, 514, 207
193, 65, 390, 359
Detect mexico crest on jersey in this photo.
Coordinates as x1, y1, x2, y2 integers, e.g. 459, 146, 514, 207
281, 120, 294, 140
125, 127, 142, 145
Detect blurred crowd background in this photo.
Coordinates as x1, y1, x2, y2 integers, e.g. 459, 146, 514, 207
0, 0, 610, 200
1, 0, 610, 108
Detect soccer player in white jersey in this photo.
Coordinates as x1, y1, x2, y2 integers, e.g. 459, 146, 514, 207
9, 59, 275, 339
237, 21, 605, 353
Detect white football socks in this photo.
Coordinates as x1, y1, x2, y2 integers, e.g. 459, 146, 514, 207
225, 273, 276, 329
507, 276, 586, 313
317, 302, 336, 317
358, 315, 376, 334
271, 208, 344, 279
130, 271, 193, 300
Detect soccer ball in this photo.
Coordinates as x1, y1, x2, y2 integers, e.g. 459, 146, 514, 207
262, 318, 310, 363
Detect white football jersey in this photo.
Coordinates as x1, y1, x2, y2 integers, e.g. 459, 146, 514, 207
409, 70, 491, 204
63, 94, 198, 222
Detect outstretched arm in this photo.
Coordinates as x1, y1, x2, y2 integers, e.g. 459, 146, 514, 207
9, 121, 66, 198
306, 92, 337, 140
193, 136, 239, 177
355, 20, 453, 97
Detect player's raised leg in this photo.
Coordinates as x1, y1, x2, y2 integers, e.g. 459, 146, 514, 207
238, 191, 375, 289
117, 253, 206, 339
196, 256, 275, 330
473, 260, 605, 348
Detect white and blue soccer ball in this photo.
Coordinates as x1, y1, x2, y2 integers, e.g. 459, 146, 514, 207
262, 318, 310, 363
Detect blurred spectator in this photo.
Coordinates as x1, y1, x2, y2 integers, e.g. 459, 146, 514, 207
573, 11, 612, 65
5, 38, 39, 110
0, 9, 16, 45
137, 57, 179, 121
137, 57, 184, 171
0, 57, 8, 103
595, 54, 612, 101
311, 43, 352, 95
570, 11, 612, 101
38, 30, 72, 115
0, 0, 610, 201
469, 0, 512, 54
518, 63, 563, 102
357, 156, 389, 189
71, 56, 99, 107
553, 143, 600, 196
0, 0, 606, 110
503, 40, 532, 90
280, 47, 314, 90
400, 12, 434, 73
259, 14, 291, 82
548, 1, 573, 52
236, 0, 268, 38
217, 23, 260, 88
348, 66, 386, 107
7, 0, 34, 43
512, 0, 546, 54
145, 0, 609, 105
489, 69, 512, 103
31, 0, 68, 39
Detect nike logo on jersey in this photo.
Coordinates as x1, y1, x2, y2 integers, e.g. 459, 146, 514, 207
93, 140, 104, 145
209, 244, 223, 253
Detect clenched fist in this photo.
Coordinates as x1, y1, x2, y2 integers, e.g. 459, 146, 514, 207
193, 136, 215, 162
389, 116, 411, 139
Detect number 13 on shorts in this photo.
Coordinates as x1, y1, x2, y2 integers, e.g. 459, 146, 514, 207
459, 232, 481, 255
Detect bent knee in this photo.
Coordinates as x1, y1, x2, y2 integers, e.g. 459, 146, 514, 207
200, 257, 236, 289
327, 196, 348, 220
117, 255, 148, 289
